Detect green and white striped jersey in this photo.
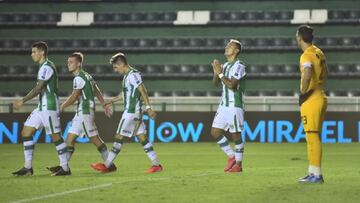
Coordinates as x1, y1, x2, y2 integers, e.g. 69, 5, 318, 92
220, 59, 246, 108
73, 70, 96, 115
122, 68, 143, 113
37, 59, 59, 111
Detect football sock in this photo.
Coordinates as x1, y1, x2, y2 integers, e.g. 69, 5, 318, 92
23, 136, 34, 169
54, 138, 69, 171
105, 138, 123, 168
141, 139, 160, 166
306, 133, 322, 175
97, 143, 109, 161
216, 136, 235, 158
67, 146, 75, 161
234, 139, 244, 163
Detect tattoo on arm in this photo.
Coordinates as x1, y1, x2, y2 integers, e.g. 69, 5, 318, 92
22, 80, 47, 103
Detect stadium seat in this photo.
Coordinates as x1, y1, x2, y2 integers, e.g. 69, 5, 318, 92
206, 91, 221, 97
189, 91, 206, 97
156, 38, 172, 47
163, 12, 177, 21
283, 64, 298, 74
146, 65, 163, 74
164, 64, 180, 73
245, 91, 260, 96
172, 91, 189, 97
347, 90, 360, 97
197, 64, 211, 74
180, 64, 195, 74
277, 90, 295, 96
139, 39, 156, 47
145, 12, 161, 21
130, 13, 145, 21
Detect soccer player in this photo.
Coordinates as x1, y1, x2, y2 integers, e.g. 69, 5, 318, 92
91, 52, 162, 173
296, 25, 328, 183
47, 52, 115, 173
211, 39, 246, 173
12, 41, 70, 176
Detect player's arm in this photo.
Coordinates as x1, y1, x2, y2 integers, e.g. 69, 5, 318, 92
13, 65, 53, 110
60, 89, 81, 112
23, 80, 47, 103
138, 83, 157, 120
299, 59, 314, 106
300, 67, 312, 94
219, 77, 239, 90
106, 93, 123, 105
212, 59, 222, 87
212, 72, 221, 87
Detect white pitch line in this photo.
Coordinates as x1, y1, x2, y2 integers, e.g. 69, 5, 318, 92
9, 183, 113, 203
9, 172, 220, 203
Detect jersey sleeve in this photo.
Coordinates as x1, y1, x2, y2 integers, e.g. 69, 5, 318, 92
128, 72, 143, 88
300, 54, 313, 69
37, 65, 54, 81
231, 63, 246, 80
73, 76, 86, 90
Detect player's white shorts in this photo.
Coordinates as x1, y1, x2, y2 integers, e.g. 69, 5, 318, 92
24, 109, 61, 135
116, 112, 146, 137
212, 106, 244, 133
68, 113, 99, 138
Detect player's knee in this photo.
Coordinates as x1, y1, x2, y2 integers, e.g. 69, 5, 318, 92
136, 134, 147, 142
21, 126, 34, 138
50, 133, 62, 142
210, 128, 221, 139
114, 134, 123, 141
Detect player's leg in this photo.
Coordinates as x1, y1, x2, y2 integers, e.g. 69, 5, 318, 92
43, 111, 70, 176
227, 107, 244, 172
46, 133, 77, 173
91, 115, 128, 173
136, 133, 162, 173
51, 132, 71, 176
211, 108, 236, 171
66, 133, 78, 161
228, 132, 243, 173
299, 98, 325, 183
91, 133, 123, 173
90, 135, 109, 162
12, 110, 42, 176
12, 126, 37, 176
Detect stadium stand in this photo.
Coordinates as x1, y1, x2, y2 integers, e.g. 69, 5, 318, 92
0, 0, 359, 98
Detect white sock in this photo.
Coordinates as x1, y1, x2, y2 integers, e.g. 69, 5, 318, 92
105, 141, 122, 168
217, 136, 235, 158
23, 140, 34, 169
309, 165, 321, 176
101, 150, 109, 161
143, 142, 160, 166
55, 142, 69, 171
234, 143, 244, 162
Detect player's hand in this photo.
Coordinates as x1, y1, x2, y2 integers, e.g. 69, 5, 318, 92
104, 100, 112, 106
212, 59, 222, 75
299, 89, 314, 106
103, 104, 113, 118
13, 100, 23, 110
147, 109, 157, 120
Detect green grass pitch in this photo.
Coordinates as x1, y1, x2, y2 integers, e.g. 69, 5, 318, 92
0, 143, 359, 203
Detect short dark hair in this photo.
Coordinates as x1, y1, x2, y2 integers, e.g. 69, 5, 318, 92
230, 39, 242, 56
69, 52, 84, 63
32, 41, 48, 56
110, 52, 128, 65
297, 25, 314, 43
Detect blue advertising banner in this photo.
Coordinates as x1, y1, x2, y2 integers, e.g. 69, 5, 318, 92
0, 112, 358, 143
